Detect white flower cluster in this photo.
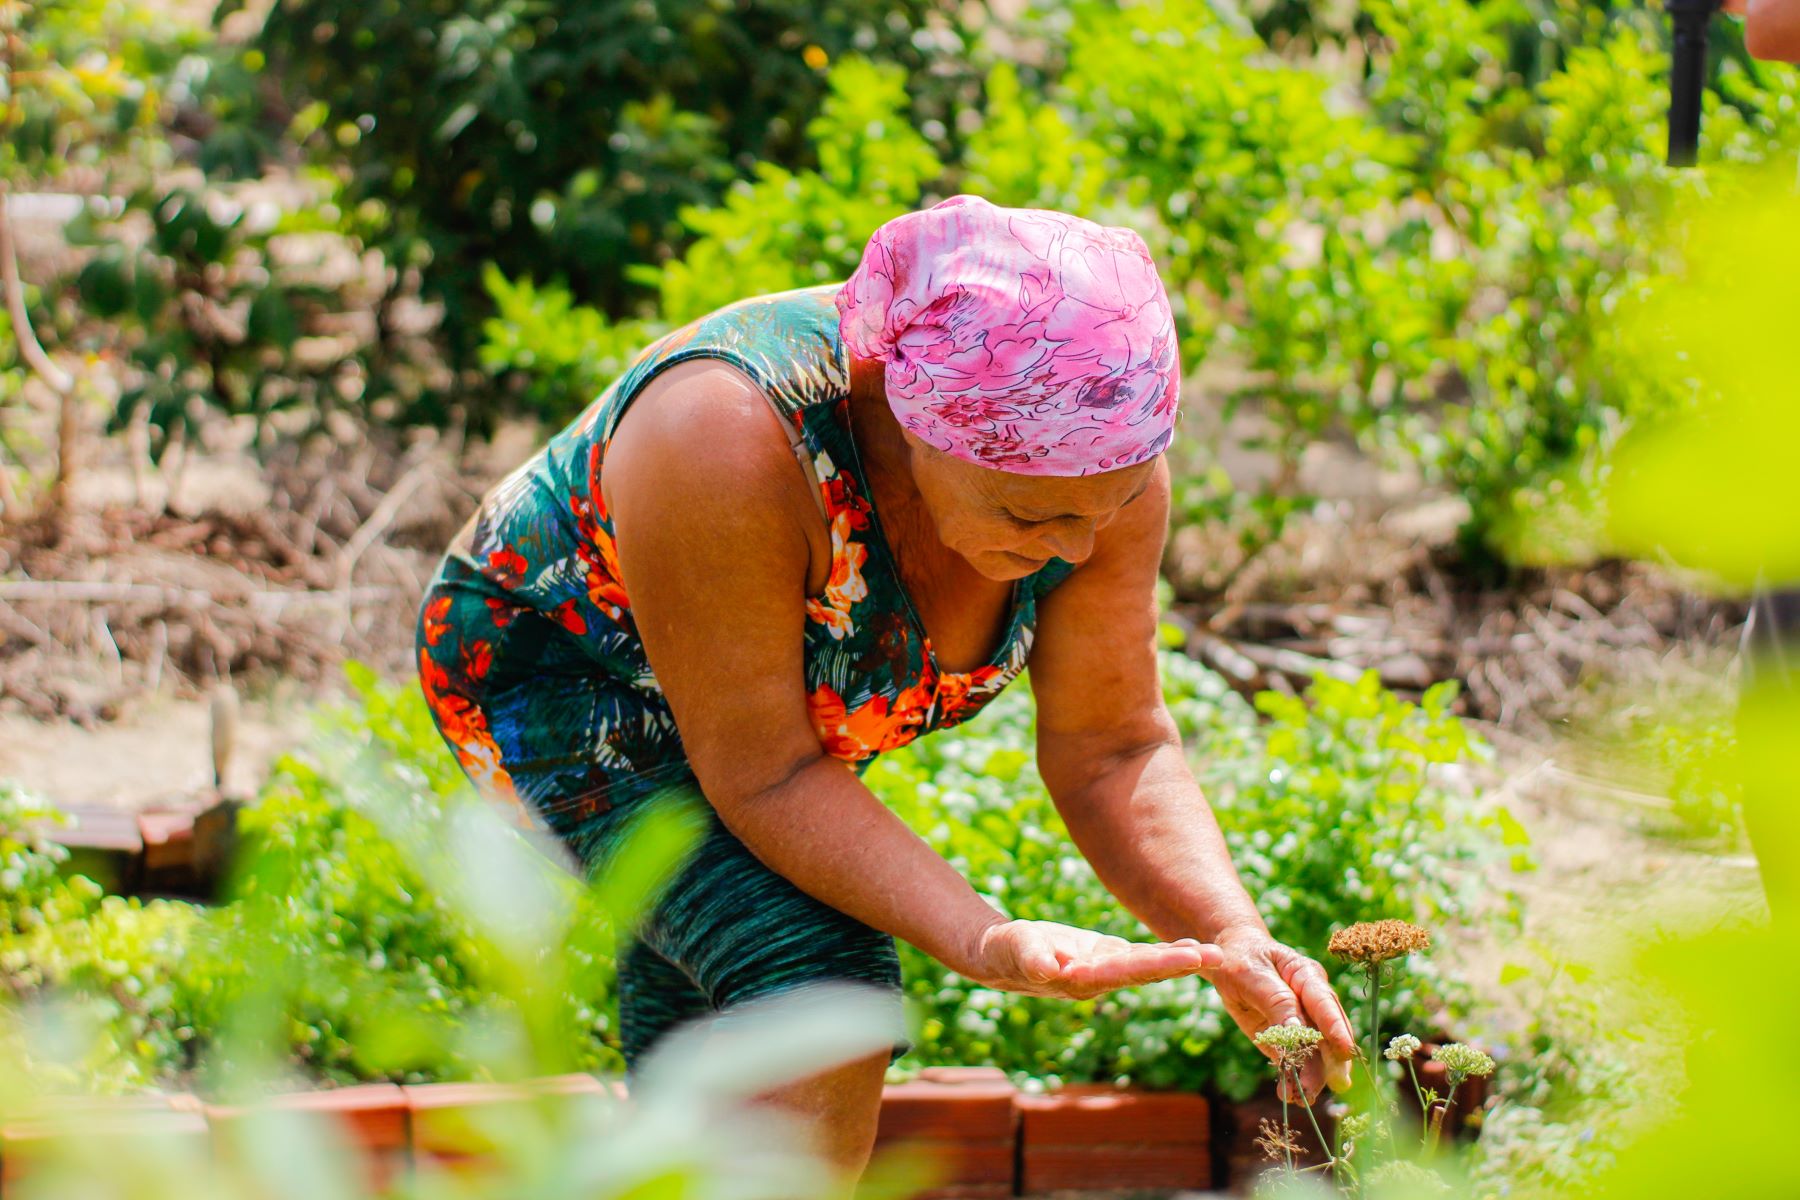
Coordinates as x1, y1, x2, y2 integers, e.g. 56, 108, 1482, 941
1431, 1042, 1496, 1079
1254, 1023, 1325, 1057
1384, 1033, 1422, 1061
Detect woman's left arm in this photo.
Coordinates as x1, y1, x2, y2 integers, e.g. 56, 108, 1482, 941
1029, 460, 1356, 1099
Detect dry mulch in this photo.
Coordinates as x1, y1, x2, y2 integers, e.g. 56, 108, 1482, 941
0, 431, 481, 724
1165, 497, 1743, 733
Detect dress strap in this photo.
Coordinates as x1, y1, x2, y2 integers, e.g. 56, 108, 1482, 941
760, 389, 830, 524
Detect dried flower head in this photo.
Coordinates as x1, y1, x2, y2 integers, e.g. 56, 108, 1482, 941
1254, 1117, 1304, 1162
1367, 1161, 1451, 1195
1255, 1023, 1325, 1062
1431, 1042, 1496, 1080
1384, 1034, 1423, 1061
1327, 920, 1432, 964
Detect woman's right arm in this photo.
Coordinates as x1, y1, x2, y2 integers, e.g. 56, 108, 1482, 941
601, 362, 1220, 998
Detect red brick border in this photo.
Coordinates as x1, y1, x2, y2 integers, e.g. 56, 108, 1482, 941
0, 1069, 1492, 1195
1016, 1085, 1211, 1192
875, 1069, 1018, 1199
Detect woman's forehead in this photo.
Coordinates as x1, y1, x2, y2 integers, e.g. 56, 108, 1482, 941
977, 459, 1155, 517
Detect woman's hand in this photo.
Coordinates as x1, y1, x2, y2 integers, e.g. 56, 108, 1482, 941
958, 918, 1225, 999
1728, 0, 1800, 60
1199, 926, 1358, 1103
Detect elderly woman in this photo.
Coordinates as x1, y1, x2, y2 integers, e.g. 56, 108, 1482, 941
418, 195, 1354, 1171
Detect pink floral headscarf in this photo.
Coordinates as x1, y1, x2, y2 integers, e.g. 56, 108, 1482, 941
835, 194, 1180, 476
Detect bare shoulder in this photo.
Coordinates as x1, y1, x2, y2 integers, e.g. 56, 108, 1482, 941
601, 357, 817, 539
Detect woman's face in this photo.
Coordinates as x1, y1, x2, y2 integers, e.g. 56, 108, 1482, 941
903, 432, 1157, 580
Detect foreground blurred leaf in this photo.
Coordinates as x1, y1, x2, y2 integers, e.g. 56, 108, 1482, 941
1607, 170, 1800, 587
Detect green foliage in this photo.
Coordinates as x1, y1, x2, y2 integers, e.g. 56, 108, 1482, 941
238, 0, 972, 364
4, 0, 279, 189
478, 267, 650, 425
958, 61, 1109, 215
635, 57, 942, 326
190, 663, 636, 1086
1063, 0, 1425, 415
870, 653, 1522, 1100
0, 668, 642, 1092
0, 784, 198, 1091
1, 0, 196, 181
61, 186, 353, 455
1, 756, 893, 1200
0, 783, 83, 938
483, 56, 942, 418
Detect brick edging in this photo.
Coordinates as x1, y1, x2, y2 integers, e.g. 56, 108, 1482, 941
0, 1070, 1241, 1197
0, 1067, 1480, 1195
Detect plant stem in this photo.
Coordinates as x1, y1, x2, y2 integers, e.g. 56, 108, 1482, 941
1290, 1064, 1335, 1174
1280, 1073, 1295, 1172
1427, 1076, 1460, 1152
1405, 1058, 1428, 1116
1365, 963, 1382, 1071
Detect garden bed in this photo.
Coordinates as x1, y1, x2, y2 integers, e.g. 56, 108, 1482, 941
0, 1066, 1486, 1198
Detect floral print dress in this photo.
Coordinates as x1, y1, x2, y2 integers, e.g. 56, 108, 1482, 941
416, 283, 1074, 865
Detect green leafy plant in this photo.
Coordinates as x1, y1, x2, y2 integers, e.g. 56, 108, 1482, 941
870, 654, 1522, 1100
630, 56, 942, 326
236, 0, 973, 370
1, 716, 899, 1200
65, 186, 356, 458
482, 55, 942, 420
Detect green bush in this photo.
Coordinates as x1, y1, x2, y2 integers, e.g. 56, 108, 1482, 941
481, 56, 941, 419
187, 664, 632, 1086
479, 267, 650, 422
0, 784, 200, 1092
236, 0, 974, 366
1, 668, 635, 1092
870, 654, 1524, 1100
66, 185, 363, 454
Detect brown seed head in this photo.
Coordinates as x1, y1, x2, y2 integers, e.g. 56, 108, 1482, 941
1254, 1118, 1304, 1162
1327, 920, 1432, 964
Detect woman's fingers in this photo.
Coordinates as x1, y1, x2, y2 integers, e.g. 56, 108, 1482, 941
1282, 956, 1355, 1053
1283, 959, 1356, 1092
1056, 940, 1218, 994
1276, 955, 1357, 1090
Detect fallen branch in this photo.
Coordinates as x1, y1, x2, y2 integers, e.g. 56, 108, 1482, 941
334, 455, 436, 589
1228, 639, 1366, 686
0, 578, 392, 615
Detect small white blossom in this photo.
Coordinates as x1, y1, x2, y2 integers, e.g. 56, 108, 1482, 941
1431, 1042, 1496, 1079
1255, 1023, 1324, 1059
1385, 1033, 1422, 1061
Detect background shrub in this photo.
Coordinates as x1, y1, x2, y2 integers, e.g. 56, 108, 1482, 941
869, 655, 1523, 1100
233, 0, 977, 368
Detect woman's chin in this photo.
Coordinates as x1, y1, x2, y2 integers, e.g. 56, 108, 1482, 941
971, 549, 1050, 581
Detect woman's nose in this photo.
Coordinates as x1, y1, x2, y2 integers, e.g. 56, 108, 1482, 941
1041, 519, 1099, 564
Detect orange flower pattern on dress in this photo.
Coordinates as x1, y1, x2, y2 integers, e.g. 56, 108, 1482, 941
571, 443, 632, 623
416, 286, 1075, 845
805, 510, 870, 639
808, 680, 936, 760
421, 594, 452, 647
417, 647, 531, 826
929, 663, 1005, 727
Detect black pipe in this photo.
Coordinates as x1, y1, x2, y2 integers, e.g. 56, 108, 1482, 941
1668, 0, 1722, 166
